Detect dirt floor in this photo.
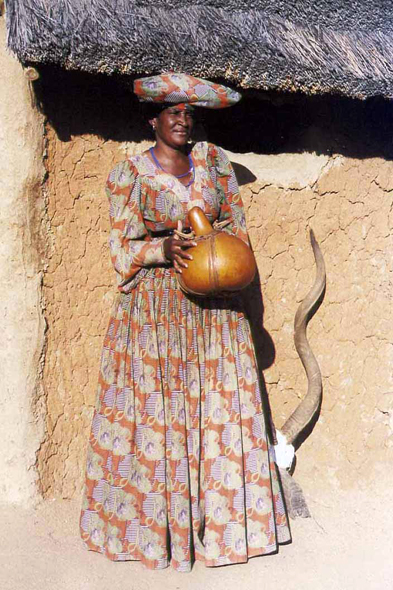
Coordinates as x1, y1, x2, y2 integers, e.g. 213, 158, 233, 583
1, 485, 392, 590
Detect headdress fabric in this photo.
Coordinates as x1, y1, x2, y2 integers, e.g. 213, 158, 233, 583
134, 73, 241, 109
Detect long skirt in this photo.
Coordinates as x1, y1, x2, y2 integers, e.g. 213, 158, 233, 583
80, 267, 291, 571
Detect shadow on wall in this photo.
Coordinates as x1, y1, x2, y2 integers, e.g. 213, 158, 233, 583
242, 272, 278, 443
33, 65, 393, 159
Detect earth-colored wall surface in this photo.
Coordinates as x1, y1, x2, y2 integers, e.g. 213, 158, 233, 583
37, 73, 393, 504
0, 17, 46, 503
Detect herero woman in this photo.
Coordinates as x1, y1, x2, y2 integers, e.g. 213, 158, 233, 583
80, 73, 291, 571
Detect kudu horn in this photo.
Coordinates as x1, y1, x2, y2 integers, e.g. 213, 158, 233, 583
278, 230, 326, 519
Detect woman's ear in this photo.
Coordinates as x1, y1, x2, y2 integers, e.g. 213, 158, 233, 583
149, 117, 157, 131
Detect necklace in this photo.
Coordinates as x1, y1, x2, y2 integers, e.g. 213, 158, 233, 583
150, 147, 194, 186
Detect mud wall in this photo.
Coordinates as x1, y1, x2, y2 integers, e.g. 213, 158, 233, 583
36, 69, 393, 501
0, 16, 46, 503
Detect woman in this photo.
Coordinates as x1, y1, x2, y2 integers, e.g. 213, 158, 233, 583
80, 73, 291, 571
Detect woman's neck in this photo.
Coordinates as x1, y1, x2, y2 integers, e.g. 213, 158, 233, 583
153, 139, 188, 162
150, 140, 193, 186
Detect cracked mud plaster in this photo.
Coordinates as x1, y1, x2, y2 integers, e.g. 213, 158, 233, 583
39, 128, 393, 499
0, 17, 46, 504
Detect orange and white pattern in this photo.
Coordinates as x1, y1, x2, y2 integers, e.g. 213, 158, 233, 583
80, 142, 290, 571
134, 73, 241, 109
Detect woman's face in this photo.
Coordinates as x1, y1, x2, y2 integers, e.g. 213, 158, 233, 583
151, 105, 194, 148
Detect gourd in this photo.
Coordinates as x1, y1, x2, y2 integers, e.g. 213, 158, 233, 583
177, 207, 257, 297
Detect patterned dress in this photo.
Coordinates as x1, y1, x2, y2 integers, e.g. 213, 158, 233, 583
80, 141, 291, 571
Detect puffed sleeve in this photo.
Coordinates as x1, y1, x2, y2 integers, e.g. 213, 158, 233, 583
207, 144, 249, 245
106, 160, 167, 290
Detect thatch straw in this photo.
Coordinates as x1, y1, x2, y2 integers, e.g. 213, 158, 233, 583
5, 0, 393, 98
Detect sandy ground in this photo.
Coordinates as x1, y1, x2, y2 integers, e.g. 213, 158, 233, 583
1, 488, 392, 590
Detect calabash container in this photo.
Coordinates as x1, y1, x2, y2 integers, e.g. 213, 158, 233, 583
177, 207, 257, 297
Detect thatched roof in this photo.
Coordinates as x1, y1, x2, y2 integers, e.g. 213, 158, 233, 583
6, 0, 393, 99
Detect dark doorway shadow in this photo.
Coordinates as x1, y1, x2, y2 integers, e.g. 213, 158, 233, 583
32, 65, 393, 160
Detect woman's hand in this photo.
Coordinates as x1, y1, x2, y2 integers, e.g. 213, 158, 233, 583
163, 221, 197, 274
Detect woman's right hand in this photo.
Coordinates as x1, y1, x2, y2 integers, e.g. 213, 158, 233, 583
163, 221, 197, 274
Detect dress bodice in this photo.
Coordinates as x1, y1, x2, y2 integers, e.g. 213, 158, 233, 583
106, 141, 248, 292
127, 142, 227, 233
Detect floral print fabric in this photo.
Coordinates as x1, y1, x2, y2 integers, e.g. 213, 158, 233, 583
80, 142, 290, 571
134, 73, 241, 109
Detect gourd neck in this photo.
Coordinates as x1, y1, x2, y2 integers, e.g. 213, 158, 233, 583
188, 207, 214, 236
